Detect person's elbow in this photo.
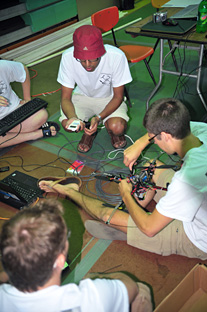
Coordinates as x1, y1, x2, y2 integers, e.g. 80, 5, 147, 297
139, 223, 158, 238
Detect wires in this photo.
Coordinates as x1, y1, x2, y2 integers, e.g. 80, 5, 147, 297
28, 67, 61, 97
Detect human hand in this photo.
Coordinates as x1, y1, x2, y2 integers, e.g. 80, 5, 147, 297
118, 179, 132, 199
20, 99, 30, 105
124, 145, 139, 171
0, 96, 9, 107
124, 134, 149, 170
84, 116, 98, 135
66, 118, 84, 132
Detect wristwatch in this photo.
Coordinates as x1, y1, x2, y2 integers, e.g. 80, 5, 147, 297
96, 114, 102, 123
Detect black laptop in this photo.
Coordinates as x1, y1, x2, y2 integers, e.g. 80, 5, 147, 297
141, 19, 197, 36
0, 171, 44, 210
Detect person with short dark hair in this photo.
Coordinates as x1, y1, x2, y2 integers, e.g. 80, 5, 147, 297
58, 25, 132, 152
39, 98, 207, 260
0, 199, 153, 312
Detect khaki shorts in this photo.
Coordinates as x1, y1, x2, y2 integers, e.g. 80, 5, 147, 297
127, 169, 207, 260
59, 94, 129, 123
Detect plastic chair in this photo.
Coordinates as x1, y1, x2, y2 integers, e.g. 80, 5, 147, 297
91, 6, 156, 107
151, 0, 169, 10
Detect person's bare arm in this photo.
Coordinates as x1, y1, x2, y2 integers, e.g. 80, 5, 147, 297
61, 85, 84, 131
124, 133, 150, 170
119, 179, 173, 236
21, 66, 31, 102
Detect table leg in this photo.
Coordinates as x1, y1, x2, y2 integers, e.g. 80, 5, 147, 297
196, 44, 207, 111
146, 39, 164, 110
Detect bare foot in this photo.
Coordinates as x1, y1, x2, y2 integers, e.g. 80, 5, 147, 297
39, 180, 80, 195
50, 126, 58, 137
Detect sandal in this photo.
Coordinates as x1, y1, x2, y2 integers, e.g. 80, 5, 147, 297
108, 131, 127, 149
40, 121, 60, 137
85, 220, 127, 241
38, 176, 82, 194
77, 132, 97, 153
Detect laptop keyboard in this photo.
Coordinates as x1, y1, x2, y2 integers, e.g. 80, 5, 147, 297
2, 176, 43, 203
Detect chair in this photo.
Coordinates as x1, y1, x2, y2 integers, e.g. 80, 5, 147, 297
151, 0, 169, 10
91, 6, 156, 107
150, 0, 179, 71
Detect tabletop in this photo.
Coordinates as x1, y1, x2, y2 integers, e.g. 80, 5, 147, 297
125, 7, 207, 44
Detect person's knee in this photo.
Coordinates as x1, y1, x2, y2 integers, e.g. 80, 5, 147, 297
106, 118, 127, 135
39, 109, 48, 124
99, 206, 114, 223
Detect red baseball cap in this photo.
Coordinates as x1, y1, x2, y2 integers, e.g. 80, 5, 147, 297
73, 25, 106, 60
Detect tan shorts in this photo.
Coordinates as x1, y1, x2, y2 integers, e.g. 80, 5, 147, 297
127, 169, 207, 260
59, 94, 129, 123
153, 168, 175, 203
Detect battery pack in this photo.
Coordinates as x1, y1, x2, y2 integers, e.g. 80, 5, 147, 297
67, 160, 84, 175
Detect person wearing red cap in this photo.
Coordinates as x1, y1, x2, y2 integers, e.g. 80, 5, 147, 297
57, 25, 132, 153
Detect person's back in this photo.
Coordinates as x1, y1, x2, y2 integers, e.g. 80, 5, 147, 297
0, 199, 153, 312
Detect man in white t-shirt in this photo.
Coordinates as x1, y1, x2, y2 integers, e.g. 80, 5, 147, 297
39, 98, 207, 260
0, 199, 153, 312
0, 60, 59, 148
57, 25, 132, 152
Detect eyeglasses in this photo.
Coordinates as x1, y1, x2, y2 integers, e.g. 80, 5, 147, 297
76, 58, 100, 63
148, 133, 160, 143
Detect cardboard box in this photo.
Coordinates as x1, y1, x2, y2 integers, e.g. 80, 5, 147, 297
154, 264, 207, 312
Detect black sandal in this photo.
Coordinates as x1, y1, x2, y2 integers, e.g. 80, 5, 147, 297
40, 121, 60, 137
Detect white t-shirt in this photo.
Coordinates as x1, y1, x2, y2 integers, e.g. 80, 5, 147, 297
0, 60, 26, 119
156, 121, 207, 253
0, 278, 128, 312
57, 44, 132, 98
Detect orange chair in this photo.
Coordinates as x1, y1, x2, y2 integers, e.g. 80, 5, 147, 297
151, 0, 169, 10
91, 6, 156, 107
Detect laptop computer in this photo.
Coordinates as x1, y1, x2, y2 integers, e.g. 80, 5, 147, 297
170, 4, 199, 20
0, 171, 44, 210
141, 19, 197, 36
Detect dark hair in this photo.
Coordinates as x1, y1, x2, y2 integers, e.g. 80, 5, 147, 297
143, 98, 191, 139
0, 199, 67, 292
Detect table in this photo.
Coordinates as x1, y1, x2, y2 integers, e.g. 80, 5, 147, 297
125, 7, 207, 110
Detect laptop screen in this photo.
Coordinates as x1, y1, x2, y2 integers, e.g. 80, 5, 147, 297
170, 5, 198, 19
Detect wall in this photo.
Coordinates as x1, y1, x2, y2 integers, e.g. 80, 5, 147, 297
76, 0, 120, 20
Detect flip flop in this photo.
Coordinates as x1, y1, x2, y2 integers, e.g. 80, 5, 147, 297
85, 220, 127, 241
78, 132, 97, 153
38, 176, 82, 194
107, 131, 127, 149
40, 121, 60, 137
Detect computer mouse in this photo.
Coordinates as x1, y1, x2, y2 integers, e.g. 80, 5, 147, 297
162, 18, 178, 26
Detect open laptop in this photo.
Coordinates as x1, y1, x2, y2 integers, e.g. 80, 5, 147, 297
141, 19, 197, 36
170, 4, 199, 20
0, 171, 44, 210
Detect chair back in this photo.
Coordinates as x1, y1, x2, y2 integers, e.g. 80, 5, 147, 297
151, 0, 169, 9
91, 6, 119, 33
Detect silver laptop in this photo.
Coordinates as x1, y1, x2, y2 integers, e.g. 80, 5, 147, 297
171, 4, 198, 19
